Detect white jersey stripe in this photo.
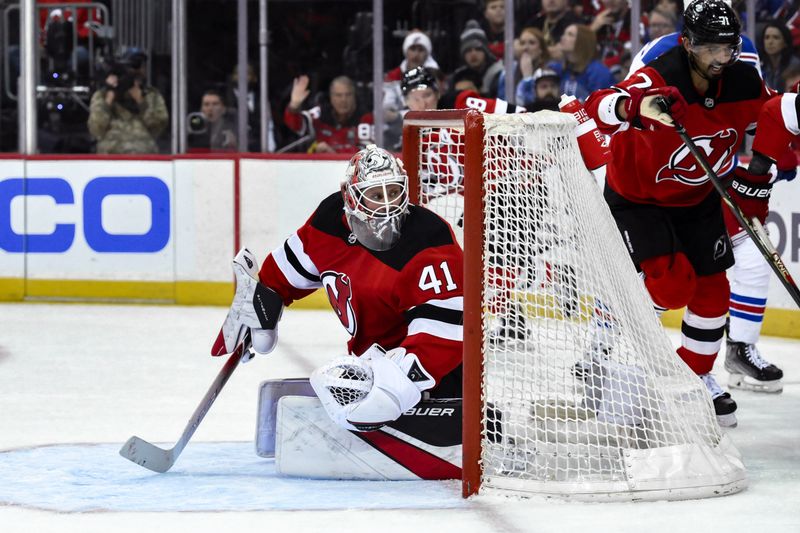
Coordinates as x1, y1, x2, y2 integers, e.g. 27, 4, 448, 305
781, 93, 800, 136
407, 318, 463, 342
272, 235, 322, 290
409, 296, 464, 312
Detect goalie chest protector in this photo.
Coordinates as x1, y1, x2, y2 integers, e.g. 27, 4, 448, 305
264, 192, 464, 384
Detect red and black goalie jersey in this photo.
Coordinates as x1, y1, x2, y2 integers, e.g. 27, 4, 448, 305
584, 46, 774, 207
258, 192, 464, 387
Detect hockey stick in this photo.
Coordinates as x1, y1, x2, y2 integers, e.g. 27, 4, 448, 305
119, 332, 251, 473
660, 99, 800, 308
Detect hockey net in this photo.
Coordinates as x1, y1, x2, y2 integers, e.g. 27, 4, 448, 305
402, 109, 746, 501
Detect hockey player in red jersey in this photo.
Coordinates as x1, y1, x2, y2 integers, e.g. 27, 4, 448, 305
583, 0, 776, 427
213, 144, 464, 479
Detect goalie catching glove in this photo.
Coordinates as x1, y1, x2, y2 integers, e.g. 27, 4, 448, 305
310, 344, 436, 432
211, 247, 284, 361
622, 85, 687, 131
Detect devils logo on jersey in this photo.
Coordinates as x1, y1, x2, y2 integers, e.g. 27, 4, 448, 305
656, 129, 738, 186
321, 271, 357, 336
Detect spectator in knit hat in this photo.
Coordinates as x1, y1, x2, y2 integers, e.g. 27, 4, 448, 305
383, 30, 441, 122
450, 20, 504, 97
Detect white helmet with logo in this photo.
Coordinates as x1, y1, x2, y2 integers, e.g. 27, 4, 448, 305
341, 144, 410, 251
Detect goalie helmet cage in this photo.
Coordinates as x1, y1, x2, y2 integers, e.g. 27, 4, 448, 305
401, 109, 747, 502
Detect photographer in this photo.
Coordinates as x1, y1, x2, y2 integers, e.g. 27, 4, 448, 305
187, 89, 237, 152
87, 49, 168, 154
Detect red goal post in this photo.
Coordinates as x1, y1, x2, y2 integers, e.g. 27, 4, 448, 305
403, 109, 485, 497
402, 109, 748, 502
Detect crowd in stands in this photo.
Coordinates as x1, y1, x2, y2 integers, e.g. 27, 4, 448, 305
3, 0, 800, 155
285, 0, 800, 154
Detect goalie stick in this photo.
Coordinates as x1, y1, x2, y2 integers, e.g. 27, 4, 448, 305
119, 331, 251, 473
659, 97, 800, 308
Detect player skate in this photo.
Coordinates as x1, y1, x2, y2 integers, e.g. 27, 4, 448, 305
700, 373, 737, 428
725, 341, 783, 393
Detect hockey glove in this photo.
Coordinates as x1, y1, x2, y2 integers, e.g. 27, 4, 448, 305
310, 344, 435, 432
211, 248, 284, 361
728, 166, 773, 224
623, 86, 687, 131
344, 346, 435, 431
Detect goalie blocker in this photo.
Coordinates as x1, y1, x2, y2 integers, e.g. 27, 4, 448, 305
255, 379, 463, 480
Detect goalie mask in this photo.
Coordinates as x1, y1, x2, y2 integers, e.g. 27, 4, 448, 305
342, 144, 410, 251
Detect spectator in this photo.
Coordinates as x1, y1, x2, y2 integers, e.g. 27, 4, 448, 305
87, 49, 168, 154
525, 67, 562, 112
590, 0, 646, 76
759, 20, 800, 92
647, 8, 678, 42
548, 23, 615, 101
497, 27, 551, 105
384, 30, 441, 122
450, 20, 503, 97
526, 0, 583, 60
284, 75, 373, 154
480, 0, 508, 60
188, 89, 237, 152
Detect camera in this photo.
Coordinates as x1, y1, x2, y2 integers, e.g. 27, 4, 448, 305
100, 49, 147, 112
187, 112, 208, 134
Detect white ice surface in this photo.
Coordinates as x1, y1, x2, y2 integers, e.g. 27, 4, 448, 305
0, 303, 798, 532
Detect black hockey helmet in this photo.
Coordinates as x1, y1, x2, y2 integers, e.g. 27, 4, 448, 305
402, 66, 439, 96
682, 0, 741, 46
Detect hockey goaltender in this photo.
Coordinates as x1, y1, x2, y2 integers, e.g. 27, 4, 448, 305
211, 144, 465, 480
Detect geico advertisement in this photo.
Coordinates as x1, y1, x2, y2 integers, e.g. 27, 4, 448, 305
0, 160, 174, 280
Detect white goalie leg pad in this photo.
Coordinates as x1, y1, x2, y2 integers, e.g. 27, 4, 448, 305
255, 378, 316, 457
274, 396, 435, 480
212, 248, 284, 359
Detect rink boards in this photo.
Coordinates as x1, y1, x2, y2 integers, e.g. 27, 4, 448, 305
0, 155, 798, 337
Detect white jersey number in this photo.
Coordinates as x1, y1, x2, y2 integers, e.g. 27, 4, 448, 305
419, 261, 458, 294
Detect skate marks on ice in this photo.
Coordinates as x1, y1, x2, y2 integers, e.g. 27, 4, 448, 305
0, 442, 467, 513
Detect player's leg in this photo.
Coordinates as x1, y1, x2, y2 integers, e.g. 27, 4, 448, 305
674, 192, 738, 426
724, 224, 784, 393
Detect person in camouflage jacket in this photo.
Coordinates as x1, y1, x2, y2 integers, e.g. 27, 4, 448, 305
87, 72, 168, 154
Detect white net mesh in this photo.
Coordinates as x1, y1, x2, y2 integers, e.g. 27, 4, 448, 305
409, 110, 746, 501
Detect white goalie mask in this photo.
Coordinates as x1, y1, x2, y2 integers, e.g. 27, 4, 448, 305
342, 144, 410, 251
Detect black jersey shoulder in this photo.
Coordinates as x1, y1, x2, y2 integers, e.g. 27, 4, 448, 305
648, 46, 763, 106
310, 193, 457, 271
309, 192, 352, 240
379, 204, 457, 271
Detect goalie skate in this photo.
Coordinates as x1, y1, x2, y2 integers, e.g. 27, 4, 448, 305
725, 341, 783, 393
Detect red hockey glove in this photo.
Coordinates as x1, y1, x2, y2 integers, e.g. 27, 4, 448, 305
728, 166, 772, 224
623, 86, 688, 131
